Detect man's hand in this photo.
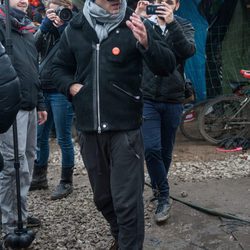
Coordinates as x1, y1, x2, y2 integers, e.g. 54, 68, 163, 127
46, 8, 64, 28
38, 111, 47, 125
135, 1, 150, 17
126, 13, 148, 49
70, 83, 84, 97
155, 2, 174, 24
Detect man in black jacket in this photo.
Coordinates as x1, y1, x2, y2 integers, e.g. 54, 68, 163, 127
136, 0, 195, 223
0, 0, 47, 243
52, 0, 175, 248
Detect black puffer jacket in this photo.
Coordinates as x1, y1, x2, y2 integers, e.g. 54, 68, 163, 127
0, 42, 21, 133
52, 9, 176, 133
0, 19, 45, 111
142, 16, 196, 103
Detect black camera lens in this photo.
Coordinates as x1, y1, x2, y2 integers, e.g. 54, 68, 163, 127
55, 7, 73, 22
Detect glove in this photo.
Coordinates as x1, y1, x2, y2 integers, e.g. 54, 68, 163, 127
40, 16, 53, 33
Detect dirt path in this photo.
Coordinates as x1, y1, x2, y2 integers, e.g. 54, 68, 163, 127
27, 131, 250, 250
143, 131, 250, 250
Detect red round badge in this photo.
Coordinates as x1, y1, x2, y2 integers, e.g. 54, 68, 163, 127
112, 47, 120, 56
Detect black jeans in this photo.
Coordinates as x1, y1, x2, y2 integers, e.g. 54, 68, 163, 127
78, 129, 144, 250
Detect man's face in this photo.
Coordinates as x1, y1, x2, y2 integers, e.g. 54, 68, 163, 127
10, 0, 29, 13
156, 0, 180, 11
95, 0, 122, 14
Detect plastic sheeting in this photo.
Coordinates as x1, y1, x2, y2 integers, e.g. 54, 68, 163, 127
176, 0, 208, 101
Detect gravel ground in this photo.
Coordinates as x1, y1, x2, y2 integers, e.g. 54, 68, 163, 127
27, 140, 250, 250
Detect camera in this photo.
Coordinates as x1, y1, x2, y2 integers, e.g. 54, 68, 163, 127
146, 5, 163, 15
55, 6, 73, 22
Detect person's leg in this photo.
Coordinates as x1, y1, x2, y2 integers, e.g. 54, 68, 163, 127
78, 132, 119, 240
30, 93, 53, 190
161, 103, 183, 189
26, 109, 37, 178
111, 129, 145, 250
142, 101, 168, 201
50, 93, 74, 200
0, 110, 30, 234
36, 93, 53, 167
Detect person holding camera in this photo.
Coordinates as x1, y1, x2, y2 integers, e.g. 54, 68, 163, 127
30, 0, 76, 200
51, 0, 176, 248
0, 0, 47, 244
135, 0, 196, 223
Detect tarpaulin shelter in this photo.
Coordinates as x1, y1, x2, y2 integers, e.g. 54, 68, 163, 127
176, 0, 209, 101
177, 0, 249, 100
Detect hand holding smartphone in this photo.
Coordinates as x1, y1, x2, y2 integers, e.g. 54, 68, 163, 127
146, 4, 163, 15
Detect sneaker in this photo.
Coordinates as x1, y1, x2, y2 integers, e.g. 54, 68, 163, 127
51, 183, 73, 200
27, 216, 41, 228
155, 200, 172, 223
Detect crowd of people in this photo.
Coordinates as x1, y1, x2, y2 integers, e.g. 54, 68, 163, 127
0, 0, 195, 249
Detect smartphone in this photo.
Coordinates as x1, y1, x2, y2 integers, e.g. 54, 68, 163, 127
146, 5, 163, 15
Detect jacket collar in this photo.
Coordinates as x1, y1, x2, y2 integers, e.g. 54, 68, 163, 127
69, 7, 133, 43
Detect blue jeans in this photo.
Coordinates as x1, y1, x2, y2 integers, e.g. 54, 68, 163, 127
142, 100, 183, 203
37, 92, 74, 168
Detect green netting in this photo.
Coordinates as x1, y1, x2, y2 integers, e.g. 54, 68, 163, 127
221, 0, 250, 93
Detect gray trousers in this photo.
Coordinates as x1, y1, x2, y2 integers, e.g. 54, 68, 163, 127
0, 109, 37, 234
79, 129, 145, 250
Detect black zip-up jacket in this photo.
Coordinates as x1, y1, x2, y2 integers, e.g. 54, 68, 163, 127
52, 9, 176, 133
0, 21, 45, 111
142, 16, 195, 103
0, 42, 21, 133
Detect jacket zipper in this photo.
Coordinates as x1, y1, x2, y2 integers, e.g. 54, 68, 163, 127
113, 83, 140, 100
96, 43, 101, 133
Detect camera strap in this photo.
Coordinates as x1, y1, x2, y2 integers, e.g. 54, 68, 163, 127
39, 41, 60, 74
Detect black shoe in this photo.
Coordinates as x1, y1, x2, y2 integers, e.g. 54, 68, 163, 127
155, 199, 172, 223
109, 239, 119, 250
27, 216, 41, 228
51, 183, 73, 200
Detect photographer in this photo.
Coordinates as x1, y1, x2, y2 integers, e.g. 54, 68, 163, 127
136, 0, 196, 223
30, 0, 76, 200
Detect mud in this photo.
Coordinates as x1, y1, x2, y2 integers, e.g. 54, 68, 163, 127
143, 131, 250, 250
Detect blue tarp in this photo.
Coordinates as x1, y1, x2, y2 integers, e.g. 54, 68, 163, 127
176, 0, 208, 101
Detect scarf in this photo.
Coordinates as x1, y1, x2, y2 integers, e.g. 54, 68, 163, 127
83, 0, 127, 42
0, 5, 36, 34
